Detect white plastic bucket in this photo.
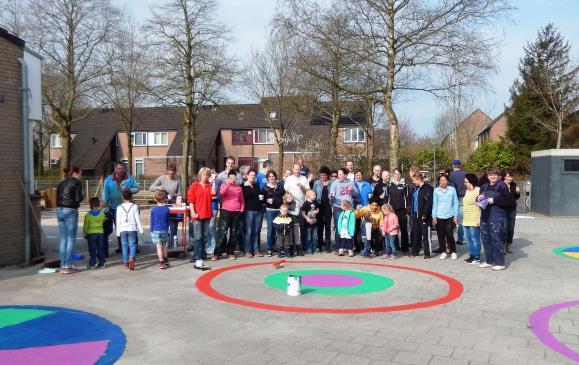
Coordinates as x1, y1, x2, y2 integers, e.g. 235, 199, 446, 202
287, 275, 302, 296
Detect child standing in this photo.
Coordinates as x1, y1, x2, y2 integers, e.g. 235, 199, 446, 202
337, 201, 356, 257
284, 193, 301, 257
116, 190, 143, 270
360, 210, 373, 258
83, 197, 106, 269
381, 204, 400, 259
273, 204, 294, 258
301, 190, 319, 254
150, 190, 171, 269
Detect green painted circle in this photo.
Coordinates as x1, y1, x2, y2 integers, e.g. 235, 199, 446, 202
553, 246, 579, 260
264, 269, 395, 295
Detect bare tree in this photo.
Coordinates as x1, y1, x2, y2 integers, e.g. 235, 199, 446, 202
340, 0, 512, 171
146, 0, 236, 188
244, 28, 304, 170
26, 0, 121, 174
0, 0, 26, 36
97, 20, 152, 175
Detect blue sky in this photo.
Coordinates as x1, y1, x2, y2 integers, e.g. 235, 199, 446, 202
117, 0, 579, 135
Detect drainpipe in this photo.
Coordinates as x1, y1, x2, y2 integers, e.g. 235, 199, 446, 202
18, 57, 32, 265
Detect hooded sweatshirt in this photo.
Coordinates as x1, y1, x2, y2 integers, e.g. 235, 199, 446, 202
83, 210, 106, 236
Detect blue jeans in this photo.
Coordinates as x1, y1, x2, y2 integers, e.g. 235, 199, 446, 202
384, 235, 398, 255
265, 210, 279, 250
244, 210, 263, 254
457, 197, 464, 242
120, 231, 137, 263
332, 207, 343, 249
192, 218, 211, 261
86, 233, 105, 267
362, 237, 372, 256
206, 210, 217, 255
168, 219, 180, 248
305, 226, 317, 253
57, 208, 79, 268
463, 226, 481, 260
481, 217, 506, 266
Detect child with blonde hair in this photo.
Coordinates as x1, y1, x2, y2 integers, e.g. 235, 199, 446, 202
337, 200, 356, 257
283, 193, 301, 257
301, 189, 319, 254
381, 204, 399, 259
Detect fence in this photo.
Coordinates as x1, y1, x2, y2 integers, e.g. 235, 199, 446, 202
35, 179, 157, 199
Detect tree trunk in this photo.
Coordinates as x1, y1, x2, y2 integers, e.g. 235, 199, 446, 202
385, 3, 399, 171
277, 130, 285, 172
329, 92, 340, 157
190, 124, 197, 178
181, 107, 192, 192
60, 124, 71, 177
127, 139, 133, 175
556, 115, 562, 149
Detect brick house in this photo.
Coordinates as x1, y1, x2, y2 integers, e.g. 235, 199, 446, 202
46, 103, 370, 179
441, 109, 507, 159
0, 27, 42, 266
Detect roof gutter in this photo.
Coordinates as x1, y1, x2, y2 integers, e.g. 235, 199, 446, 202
18, 57, 32, 265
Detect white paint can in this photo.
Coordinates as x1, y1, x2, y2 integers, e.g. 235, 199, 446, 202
287, 275, 302, 296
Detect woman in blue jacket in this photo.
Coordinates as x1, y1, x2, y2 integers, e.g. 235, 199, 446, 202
432, 174, 459, 260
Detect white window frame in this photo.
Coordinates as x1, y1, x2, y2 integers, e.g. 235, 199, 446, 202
344, 128, 366, 143
134, 158, 144, 177
50, 158, 59, 166
148, 132, 168, 146
131, 132, 147, 146
50, 134, 62, 148
253, 129, 275, 145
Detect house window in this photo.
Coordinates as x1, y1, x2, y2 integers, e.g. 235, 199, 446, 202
269, 111, 277, 119
232, 130, 253, 145
50, 159, 60, 167
135, 159, 144, 177
344, 128, 365, 143
148, 132, 168, 146
50, 134, 62, 148
257, 156, 268, 169
131, 132, 147, 146
253, 129, 275, 144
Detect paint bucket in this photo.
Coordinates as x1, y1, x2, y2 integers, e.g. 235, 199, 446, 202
287, 275, 302, 296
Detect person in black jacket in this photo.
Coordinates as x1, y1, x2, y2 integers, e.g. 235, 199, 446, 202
372, 170, 391, 206
242, 169, 264, 257
407, 173, 434, 258
56, 166, 84, 273
388, 168, 409, 253
262, 170, 285, 256
503, 171, 521, 254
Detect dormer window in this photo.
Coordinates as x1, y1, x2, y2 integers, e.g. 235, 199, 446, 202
269, 111, 277, 119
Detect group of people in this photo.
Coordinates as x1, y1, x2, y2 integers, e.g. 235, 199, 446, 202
55, 157, 521, 273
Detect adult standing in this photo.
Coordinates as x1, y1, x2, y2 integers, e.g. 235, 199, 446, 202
148, 164, 181, 248
314, 166, 333, 253
255, 160, 273, 249
296, 157, 310, 177
449, 160, 466, 245
408, 173, 434, 259
353, 170, 373, 209
187, 167, 216, 270
242, 169, 264, 257
330, 168, 358, 250
432, 174, 459, 260
345, 160, 355, 180
214, 171, 244, 260
503, 171, 520, 254
462, 173, 482, 264
263, 170, 285, 256
372, 170, 391, 206
217, 156, 242, 185
207, 170, 219, 257
388, 168, 410, 254
478, 168, 510, 271
56, 167, 84, 273
103, 162, 139, 252
284, 163, 310, 247
367, 164, 382, 190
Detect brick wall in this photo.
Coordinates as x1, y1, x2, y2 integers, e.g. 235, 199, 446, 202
0, 35, 25, 266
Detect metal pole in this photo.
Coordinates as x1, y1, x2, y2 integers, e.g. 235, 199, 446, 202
19, 58, 32, 265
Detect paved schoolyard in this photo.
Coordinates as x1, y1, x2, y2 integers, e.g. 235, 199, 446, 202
0, 213, 578, 364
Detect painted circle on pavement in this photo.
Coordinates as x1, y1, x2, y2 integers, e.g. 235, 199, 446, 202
196, 260, 463, 314
264, 269, 394, 295
0, 305, 126, 365
529, 300, 579, 363
553, 246, 579, 260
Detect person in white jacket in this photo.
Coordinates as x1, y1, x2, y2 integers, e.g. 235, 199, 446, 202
116, 190, 143, 270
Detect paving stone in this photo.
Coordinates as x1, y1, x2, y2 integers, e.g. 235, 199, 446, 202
393, 351, 432, 365
428, 356, 468, 365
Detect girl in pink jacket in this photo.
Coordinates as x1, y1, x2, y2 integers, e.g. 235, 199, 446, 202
381, 204, 399, 259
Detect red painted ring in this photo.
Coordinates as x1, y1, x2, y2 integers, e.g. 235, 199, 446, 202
196, 261, 463, 314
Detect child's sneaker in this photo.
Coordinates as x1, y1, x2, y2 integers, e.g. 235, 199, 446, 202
278, 251, 286, 258
128, 259, 135, 271
159, 261, 167, 270
337, 249, 344, 256
348, 250, 354, 257
381, 254, 388, 259
389, 254, 397, 260
97, 264, 106, 269
439, 252, 447, 260
164, 258, 170, 267
451, 253, 458, 260
267, 250, 273, 257
87, 265, 96, 270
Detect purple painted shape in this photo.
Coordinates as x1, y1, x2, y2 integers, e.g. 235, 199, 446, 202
301, 274, 363, 288
529, 300, 579, 363
0, 340, 109, 365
